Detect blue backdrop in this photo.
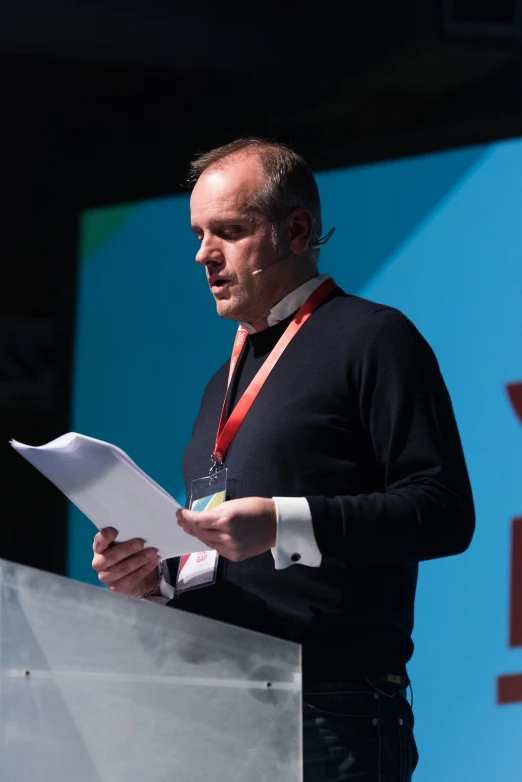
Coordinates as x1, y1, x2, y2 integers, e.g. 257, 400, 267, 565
71, 138, 522, 781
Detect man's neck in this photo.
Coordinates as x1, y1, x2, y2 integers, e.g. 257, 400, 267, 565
249, 316, 271, 332
248, 269, 320, 332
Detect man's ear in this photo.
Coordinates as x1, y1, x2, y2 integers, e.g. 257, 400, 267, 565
288, 208, 313, 254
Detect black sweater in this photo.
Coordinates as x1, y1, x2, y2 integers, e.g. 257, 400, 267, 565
170, 287, 475, 685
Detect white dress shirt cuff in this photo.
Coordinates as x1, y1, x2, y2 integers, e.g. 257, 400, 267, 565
157, 561, 175, 601
271, 497, 322, 570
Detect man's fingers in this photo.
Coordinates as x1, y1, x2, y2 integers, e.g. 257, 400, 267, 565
108, 557, 161, 594
189, 529, 231, 546
97, 547, 159, 585
93, 527, 118, 554
178, 521, 232, 548
178, 516, 225, 541
92, 537, 146, 573
177, 508, 219, 526
108, 539, 146, 565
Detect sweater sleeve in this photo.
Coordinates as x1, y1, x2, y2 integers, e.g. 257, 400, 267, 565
306, 309, 475, 563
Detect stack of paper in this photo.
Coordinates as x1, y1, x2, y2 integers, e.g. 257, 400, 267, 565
10, 433, 202, 559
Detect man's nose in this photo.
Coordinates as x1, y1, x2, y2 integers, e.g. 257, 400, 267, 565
195, 235, 223, 267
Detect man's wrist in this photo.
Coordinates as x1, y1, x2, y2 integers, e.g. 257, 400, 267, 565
137, 568, 162, 599
266, 498, 277, 548
139, 582, 161, 599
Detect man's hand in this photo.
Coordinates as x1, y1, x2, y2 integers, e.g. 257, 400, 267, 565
92, 528, 160, 597
176, 497, 277, 562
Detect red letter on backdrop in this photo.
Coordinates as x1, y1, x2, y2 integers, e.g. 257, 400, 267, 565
507, 382, 522, 424
497, 517, 522, 705
509, 517, 522, 649
497, 385, 522, 705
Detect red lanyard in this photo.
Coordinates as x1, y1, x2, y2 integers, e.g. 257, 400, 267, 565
211, 277, 336, 470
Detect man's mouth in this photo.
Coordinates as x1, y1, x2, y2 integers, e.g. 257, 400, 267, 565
209, 277, 231, 294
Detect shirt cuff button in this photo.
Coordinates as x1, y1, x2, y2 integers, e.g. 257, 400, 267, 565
290, 553, 301, 563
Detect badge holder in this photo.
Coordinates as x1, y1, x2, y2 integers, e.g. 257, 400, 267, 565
175, 467, 227, 596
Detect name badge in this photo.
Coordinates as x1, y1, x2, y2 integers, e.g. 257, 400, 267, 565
175, 468, 227, 596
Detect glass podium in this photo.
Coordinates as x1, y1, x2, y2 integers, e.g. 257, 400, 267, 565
0, 559, 302, 781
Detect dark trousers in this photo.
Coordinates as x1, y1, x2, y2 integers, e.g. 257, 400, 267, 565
303, 678, 419, 781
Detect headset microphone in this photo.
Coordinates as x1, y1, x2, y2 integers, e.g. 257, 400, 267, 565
251, 251, 291, 276
251, 227, 336, 276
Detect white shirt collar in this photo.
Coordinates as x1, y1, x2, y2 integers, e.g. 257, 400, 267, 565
241, 274, 331, 335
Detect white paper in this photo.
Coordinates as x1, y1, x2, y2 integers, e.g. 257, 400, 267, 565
10, 432, 204, 559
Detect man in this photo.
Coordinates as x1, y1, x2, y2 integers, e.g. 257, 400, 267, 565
92, 138, 475, 780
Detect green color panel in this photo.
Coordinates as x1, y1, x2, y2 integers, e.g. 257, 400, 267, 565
79, 204, 138, 264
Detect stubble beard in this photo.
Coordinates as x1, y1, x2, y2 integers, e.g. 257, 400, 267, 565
214, 278, 266, 326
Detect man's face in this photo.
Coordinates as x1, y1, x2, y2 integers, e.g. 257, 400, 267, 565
190, 154, 282, 327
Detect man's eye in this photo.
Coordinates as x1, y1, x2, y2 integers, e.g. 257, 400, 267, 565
221, 227, 242, 239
